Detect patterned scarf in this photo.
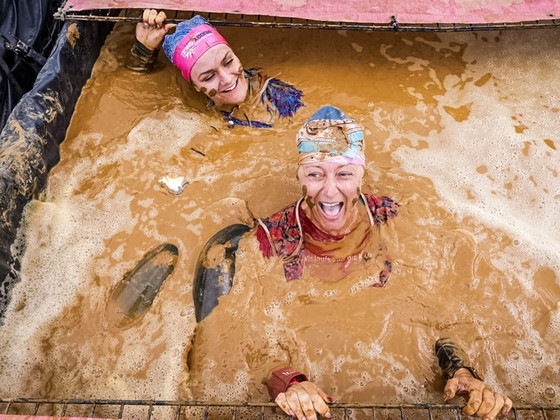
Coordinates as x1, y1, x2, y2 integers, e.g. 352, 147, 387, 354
216, 69, 304, 128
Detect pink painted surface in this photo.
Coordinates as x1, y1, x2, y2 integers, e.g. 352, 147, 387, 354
0, 416, 134, 420
63, 0, 560, 23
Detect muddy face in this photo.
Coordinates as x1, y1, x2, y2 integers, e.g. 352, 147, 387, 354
297, 162, 364, 236
190, 44, 248, 106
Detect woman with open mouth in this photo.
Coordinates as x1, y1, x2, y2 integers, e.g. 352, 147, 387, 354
255, 104, 398, 284
126, 10, 303, 128
193, 105, 512, 420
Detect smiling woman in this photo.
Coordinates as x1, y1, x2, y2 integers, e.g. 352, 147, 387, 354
192, 105, 513, 420
126, 10, 304, 128
254, 106, 397, 284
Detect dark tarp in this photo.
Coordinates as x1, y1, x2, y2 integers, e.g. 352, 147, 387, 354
0, 18, 113, 322
0, 0, 63, 130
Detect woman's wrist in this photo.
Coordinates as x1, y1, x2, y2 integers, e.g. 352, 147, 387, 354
453, 366, 482, 380
126, 39, 159, 72
435, 338, 483, 381
267, 367, 308, 400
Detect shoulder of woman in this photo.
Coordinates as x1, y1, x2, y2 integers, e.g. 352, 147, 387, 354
261, 77, 304, 118
363, 193, 399, 222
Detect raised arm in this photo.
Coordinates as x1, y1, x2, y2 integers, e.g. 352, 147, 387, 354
126, 9, 176, 72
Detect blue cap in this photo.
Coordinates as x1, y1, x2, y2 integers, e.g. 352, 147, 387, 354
162, 15, 210, 63
306, 105, 347, 122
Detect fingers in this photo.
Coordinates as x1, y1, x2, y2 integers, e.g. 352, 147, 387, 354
274, 382, 331, 420
275, 389, 311, 420
476, 392, 513, 420
502, 396, 513, 415
275, 393, 296, 418
147, 9, 158, 26
154, 11, 166, 28
305, 384, 331, 418
443, 377, 458, 401
164, 23, 177, 32
444, 373, 513, 420
142, 8, 150, 26
286, 388, 312, 420
473, 387, 495, 418
461, 385, 513, 420
142, 9, 166, 28
315, 386, 334, 404
484, 392, 503, 420
462, 387, 483, 416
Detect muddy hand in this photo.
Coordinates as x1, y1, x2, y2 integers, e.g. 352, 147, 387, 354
444, 368, 513, 420
275, 381, 332, 420
136, 9, 176, 51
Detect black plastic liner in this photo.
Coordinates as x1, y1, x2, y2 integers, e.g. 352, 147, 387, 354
0, 0, 64, 131
0, 19, 113, 322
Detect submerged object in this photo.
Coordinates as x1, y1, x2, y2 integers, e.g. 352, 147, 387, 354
193, 224, 251, 322
106, 243, 178, 328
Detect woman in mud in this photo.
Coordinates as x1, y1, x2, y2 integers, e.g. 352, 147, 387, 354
126, 10, 303, 128
196, 105, 513, 420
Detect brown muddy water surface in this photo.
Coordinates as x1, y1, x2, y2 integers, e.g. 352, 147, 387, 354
0, 22, 559, 413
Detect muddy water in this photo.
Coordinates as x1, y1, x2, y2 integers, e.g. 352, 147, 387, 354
0, 22, 559, 410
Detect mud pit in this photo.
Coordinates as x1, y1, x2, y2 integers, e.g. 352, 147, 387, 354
0, 22, 559, 412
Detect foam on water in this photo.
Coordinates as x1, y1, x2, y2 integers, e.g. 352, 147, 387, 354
392, 30, 560, 285
1, 80, 205, 398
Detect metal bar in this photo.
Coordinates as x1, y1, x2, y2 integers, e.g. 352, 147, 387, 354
512, 407, 520, 420
90, 402, 96, 417
118, 403, 125, 419
541, 406, 549, 420
174, 404, 183, 420
52, 11, 560, 32
4, 402, 11, 414
34, 402, 40, 415
260, 405, 265, 420
0, 398, 558, 413
61, 403, 68, 416
204, 404, 209, 420
232, 406, 237, 420
400, 406, 404, 420
147, 404, 154, 419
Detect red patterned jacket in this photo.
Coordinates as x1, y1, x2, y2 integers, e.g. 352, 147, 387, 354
256, 194, 398, 282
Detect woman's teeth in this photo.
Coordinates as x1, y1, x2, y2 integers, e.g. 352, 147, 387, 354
222, 79, 238, 92
320, 202, 343, 217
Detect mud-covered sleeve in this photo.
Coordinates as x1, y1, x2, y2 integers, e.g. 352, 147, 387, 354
126, 40, 160, 72
434, 338, 482, 380
267, 366, 308, 400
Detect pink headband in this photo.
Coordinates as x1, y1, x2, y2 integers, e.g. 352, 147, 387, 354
172, 25, 229, 83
